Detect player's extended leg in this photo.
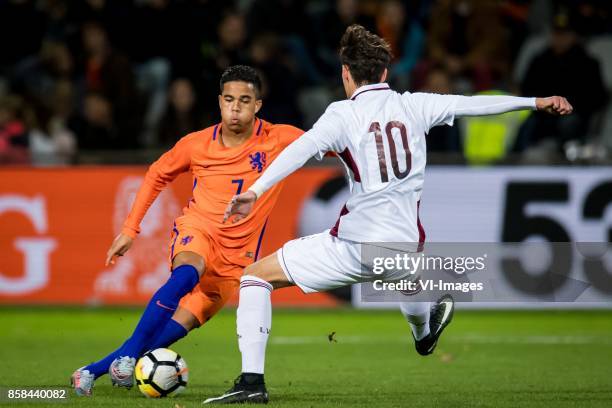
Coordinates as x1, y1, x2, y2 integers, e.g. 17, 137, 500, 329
400, 301, 432, 346
144, 307, 200, 351
71, 252, 204, 396
71, 310, 200, 397
147, 273, 240, 350
106, 251, 203, 387
398, 281, 455, 355
405, 295, 455, 356
203, 253, 290, 405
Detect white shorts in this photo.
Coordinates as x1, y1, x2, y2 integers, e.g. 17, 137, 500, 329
277, 230, 413, 294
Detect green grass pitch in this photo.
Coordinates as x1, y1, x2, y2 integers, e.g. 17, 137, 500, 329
1, 307, 611, 407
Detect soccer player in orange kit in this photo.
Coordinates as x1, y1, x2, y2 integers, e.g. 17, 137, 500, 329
70, 66, 303, 396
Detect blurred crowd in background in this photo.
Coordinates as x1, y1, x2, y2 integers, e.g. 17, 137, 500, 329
0, 0, 611, 166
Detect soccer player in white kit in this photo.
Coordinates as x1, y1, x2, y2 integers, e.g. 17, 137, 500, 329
204, 25, 573, 404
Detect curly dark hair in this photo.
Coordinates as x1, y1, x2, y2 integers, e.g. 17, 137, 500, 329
219, 65, 262, 98
339, 24, 393, 85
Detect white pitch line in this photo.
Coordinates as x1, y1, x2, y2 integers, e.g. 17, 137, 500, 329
452, 334, 612, 345
270, 335, 372, 345
270, 334, 612, 345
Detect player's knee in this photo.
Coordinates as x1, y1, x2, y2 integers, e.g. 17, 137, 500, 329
243, 263, 267, 280
242, 252, 289, 288
172, 251, 205, 275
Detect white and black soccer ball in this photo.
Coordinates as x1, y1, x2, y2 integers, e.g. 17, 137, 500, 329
135, 348, 188, 398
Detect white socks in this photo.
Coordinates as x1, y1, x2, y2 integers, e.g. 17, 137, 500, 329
236, 276, 430, 374
400, 302, 432, 340
237, 275, 273, 374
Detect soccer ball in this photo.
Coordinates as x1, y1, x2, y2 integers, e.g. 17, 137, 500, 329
135, 348, 188, 398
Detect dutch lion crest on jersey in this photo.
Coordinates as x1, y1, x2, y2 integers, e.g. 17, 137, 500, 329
249, 151, 267, 173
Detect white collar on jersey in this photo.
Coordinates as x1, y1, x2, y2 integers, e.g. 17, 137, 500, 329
350, 82, 391, 100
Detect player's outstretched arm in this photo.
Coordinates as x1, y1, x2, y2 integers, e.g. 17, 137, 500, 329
453, 94, 573, 117
109, 136, 193, 263
224, 104, 346, 224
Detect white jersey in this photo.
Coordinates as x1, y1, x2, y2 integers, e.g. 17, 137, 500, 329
249, 82, 535, 245
305, 83, 459, 244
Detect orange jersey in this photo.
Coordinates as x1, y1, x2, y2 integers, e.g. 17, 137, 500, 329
122, 118, 303, 255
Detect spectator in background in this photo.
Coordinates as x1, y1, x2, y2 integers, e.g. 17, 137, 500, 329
71, 0, 132, 47
520, 11, 608, 150
206, 12, 249, 76
199, 12, 249, 112
68, 91, 117, 150
319, 0, 376, 45
376, 0, 427, 89
499, 0, 532, 60
10, 32, 77, 165
29, 112, 76, 165
79, 21, 141, 149
157, 78, 208, 148
163, 0, 228, 82
40, 0, 80, 45
461, 89, 532, 165
426, 0, 511, 92
129, 0, 174, 61
376, 0, 406, 57
249, 34, 302, 126
0, 95, 30, 164
553, 0, 612, 37
28, 79, 76, 166
314, 0, 376, 80
129, 0, 172, 147
527, 0, 612, 37
418, 66, 461, 152
245, 0, 323, 86
11, 39, 74, 110
246, 0, 306, 38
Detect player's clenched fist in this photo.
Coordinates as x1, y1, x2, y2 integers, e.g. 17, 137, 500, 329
105, 233, 134, 266
223, 190, 257, 224
536, 96, 573, 115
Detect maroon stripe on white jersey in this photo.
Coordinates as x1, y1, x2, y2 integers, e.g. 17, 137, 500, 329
338, 148, 361, 182
351, 85, 391, 100
330, 204, 349, 237
417, 200, 426, 251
